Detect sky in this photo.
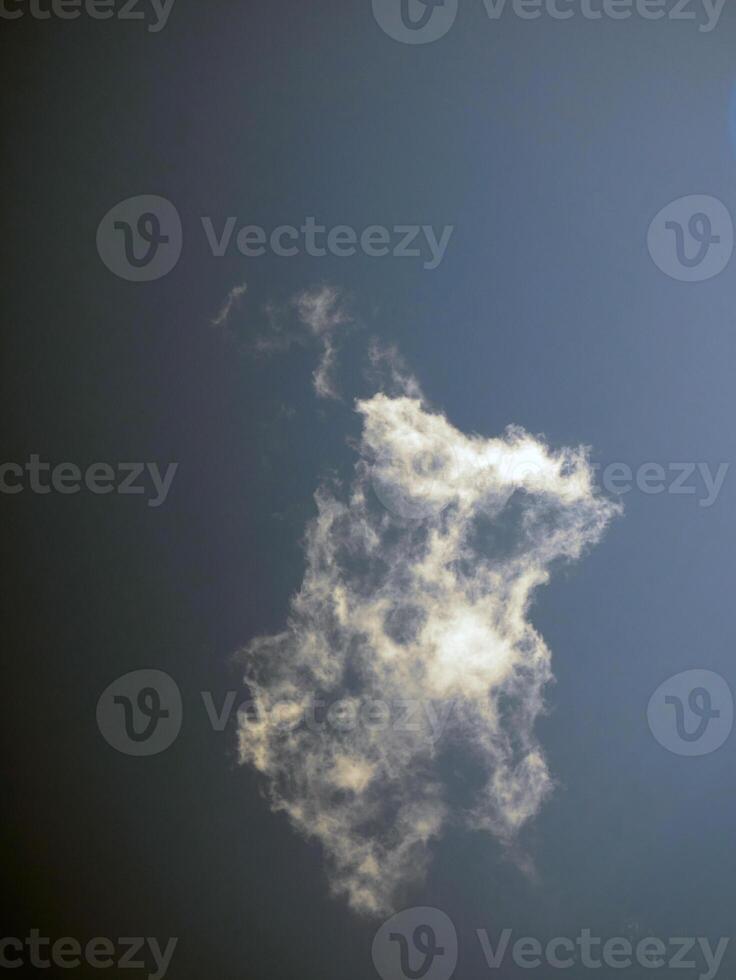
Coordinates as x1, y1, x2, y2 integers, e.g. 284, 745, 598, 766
3, 2, 736, 979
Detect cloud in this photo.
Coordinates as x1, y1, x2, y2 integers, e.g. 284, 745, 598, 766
237, 369, 620, 916
294, 285, 351, 399
366, 339, 424, 401
211, 281, 248, 328
212, 282, 351, 399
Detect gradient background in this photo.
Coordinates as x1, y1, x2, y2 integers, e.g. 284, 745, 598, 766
3, 1, 736, 977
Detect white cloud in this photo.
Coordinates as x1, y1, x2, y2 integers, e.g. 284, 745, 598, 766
237, 367, 619, 916
213, 283, 351, 399
294, 285, 351, 399
211, 281, 248, 328
366, 339, 424, 401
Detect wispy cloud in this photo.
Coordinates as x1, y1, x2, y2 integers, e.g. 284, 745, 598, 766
211, 281, 248, 328
211, 282, 352, 399
366, 339, 424, 400
294, 285, 351, 399
236, 354, 620, 916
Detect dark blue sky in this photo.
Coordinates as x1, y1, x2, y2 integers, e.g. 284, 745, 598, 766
3, 2, 736, 978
